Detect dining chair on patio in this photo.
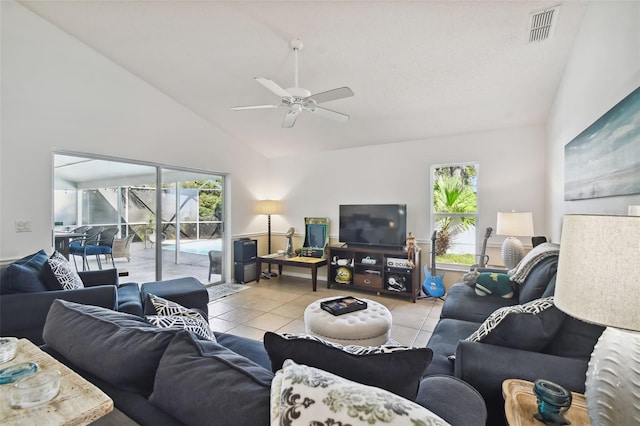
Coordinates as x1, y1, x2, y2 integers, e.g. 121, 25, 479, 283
93, 226, 120, 269
208, 250, 222, 282
69, 226, 103, 271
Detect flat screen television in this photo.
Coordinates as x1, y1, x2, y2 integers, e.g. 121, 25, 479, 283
339, 204, 407, 248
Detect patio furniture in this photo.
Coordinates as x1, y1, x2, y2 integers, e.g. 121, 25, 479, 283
69, 226, 103, 271
112, 234, 135, 262
95, 226, 119, 268
208, 250, 222, 281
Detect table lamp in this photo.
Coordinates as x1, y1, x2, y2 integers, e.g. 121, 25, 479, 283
554, 214, 640, 426
496, 211, 534, 269
257, 199, 282, 277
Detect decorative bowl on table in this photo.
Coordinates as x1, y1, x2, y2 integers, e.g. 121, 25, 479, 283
0, 337, 18, 364
10, 369, 61, 409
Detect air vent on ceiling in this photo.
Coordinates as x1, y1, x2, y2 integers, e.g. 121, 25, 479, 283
528, 5, 560, 43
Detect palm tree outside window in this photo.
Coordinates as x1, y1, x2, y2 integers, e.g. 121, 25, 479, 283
431, 163, 479, 266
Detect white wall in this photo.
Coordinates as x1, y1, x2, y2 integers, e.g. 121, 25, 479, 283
547, 2, 640, 241
0, 1, 269, 260
269, 126, 547, 253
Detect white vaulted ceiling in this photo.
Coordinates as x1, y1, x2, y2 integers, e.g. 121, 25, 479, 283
19, 1, 588, 158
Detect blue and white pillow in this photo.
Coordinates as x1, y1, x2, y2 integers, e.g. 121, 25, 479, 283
47, 251, 84, 290
146, 294, 214, 341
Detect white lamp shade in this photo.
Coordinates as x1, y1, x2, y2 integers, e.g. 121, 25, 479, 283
496, 212, 534, 237
256, 200, 282, 215
555, 214, 640, 332
555, 215, 640, 426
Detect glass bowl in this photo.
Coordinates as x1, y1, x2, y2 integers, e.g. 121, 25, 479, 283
0, 337, 18, 364
10, 369, 61, 409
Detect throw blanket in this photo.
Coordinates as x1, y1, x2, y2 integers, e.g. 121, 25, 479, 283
509, 242, 560, 284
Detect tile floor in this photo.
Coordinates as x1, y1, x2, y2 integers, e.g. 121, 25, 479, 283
206, 274, 443, 347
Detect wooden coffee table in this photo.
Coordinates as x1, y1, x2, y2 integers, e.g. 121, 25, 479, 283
0, 339, 113, 425
256, 254, 327, 291
502, 379, 590, 426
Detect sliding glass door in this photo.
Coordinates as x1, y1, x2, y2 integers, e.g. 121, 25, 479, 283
159, 168, 224, 283
53, 152, 226, 285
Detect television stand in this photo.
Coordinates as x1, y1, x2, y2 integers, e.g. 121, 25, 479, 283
327, 245, 420, 302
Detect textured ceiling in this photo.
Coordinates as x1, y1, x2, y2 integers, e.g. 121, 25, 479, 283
20, 1, 587, 158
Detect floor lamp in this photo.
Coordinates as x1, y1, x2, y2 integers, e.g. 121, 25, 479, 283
257, 199, 282, 278
496, 211, 534, 270
554, 214, 640, 425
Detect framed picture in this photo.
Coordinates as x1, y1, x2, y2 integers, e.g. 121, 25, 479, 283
564, 87, 640, 201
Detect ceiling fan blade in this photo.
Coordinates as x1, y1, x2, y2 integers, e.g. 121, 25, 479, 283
307, 87, 354, 105
281, 108, 301, 128
231, 104, 279, 110
255, 77, 292, 98
312, 106, 350, 122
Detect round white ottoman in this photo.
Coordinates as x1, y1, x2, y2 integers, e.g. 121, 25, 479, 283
304, 297, 392, 346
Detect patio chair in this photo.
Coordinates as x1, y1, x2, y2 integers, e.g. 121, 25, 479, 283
71, 225, 91, 234
208, 250, 222, 281
112, 234, 135, 262
69, 226, 103, 271
95, 226, 120, 269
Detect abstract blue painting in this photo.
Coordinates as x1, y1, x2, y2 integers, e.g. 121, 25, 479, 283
565, 87, 640, 201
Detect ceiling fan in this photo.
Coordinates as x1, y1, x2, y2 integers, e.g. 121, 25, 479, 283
232, 38, 354, 128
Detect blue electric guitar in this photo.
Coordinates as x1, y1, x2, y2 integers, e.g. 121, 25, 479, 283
423, 231, 445, 298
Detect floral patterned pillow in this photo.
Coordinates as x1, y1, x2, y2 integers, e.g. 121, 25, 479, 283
270, 359, 450, 426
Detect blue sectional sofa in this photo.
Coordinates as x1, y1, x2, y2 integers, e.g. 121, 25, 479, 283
41, 299, 488, 426
0, 250, 208, 345
424, 245, 604, 425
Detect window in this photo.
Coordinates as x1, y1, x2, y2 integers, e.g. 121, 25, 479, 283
430, 163, 478, 266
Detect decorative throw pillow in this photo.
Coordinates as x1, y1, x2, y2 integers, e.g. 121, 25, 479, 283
43, 300, 180, 396
270, 359, 449, 426
466, 296, 565, 351
474, 272, 514, 298
263, 332, 432, 400
14, 249, 50, 271
0, 263, 49, 294
149, 331, 273, 426
146, 294, 215, 341
41, 251, 84, 290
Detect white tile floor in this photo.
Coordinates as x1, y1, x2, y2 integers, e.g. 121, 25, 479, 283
207, 274, 443, 347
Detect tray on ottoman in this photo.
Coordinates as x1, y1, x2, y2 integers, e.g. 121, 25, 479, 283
320, 296, 367, 316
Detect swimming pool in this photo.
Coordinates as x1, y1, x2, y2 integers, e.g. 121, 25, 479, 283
163, 239, 222, 256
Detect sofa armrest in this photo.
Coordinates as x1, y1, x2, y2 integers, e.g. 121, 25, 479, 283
455, 340, 589, 425
416, 375, 487, 426
0, 286, 118, 345
78, 269, 119, 287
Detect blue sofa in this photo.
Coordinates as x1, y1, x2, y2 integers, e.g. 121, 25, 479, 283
41, 299, 488, 426
0, 250, 207, 345
424, 248, 604, 425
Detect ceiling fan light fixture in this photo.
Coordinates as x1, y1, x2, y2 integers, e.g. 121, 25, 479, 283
232, 38, 354, 128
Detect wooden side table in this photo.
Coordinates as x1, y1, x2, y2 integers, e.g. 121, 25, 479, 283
0, 338, 113, 425
502, 379, 590, 426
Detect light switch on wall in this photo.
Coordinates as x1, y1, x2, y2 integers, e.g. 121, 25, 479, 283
15, 220, 31, 232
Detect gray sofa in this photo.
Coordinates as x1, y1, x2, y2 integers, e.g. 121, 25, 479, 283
41, 299, 488, 426
0, 250, 208, 345
424, 248, 604, 425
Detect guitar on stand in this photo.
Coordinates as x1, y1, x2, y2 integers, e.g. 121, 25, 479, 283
421, 230, 445, 300
478, 227, 493, 268
462, 227, 493, 285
